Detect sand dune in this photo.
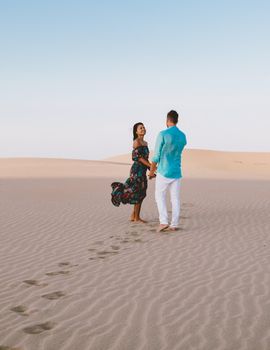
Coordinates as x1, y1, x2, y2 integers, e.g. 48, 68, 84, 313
1, 149, 270, 179
0, 158, 130, 179
105, 149, 270, 180
0, 152, 270, 350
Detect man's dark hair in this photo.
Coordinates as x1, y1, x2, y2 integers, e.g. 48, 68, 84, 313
167, 110, 178, 124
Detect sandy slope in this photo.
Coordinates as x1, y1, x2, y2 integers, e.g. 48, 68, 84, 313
105, 149, 270, 180
1, 149, 270, 180
0, 158, 130, 179
0, 152, 270, 350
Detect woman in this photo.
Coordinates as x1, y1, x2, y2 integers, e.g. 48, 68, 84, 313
111, 122, 153, 223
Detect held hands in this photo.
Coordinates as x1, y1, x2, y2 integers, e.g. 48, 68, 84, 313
148, 161, 157, 180
148, 171, 156, 180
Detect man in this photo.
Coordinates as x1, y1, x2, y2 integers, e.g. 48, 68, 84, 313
149, 110, 187, 232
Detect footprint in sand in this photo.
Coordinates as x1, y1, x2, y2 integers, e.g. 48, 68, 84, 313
130, 226, 141, 230
111, 245, 120, 251
23, 280, 48, 287
41, 291, 65, 300
0, 346, 23, 350
10, 305, 28, 316
89, 250, 119, 260
130, 232, 140, 237
97, 250, 119, 256
45, 271, 70, 276
58, 262, 78, 268
133, 238, 145, 243
120, 238, 131, 244
182, 202, 194, 207
23, 321, 56, 334
58, 262, 70, 267
94, 241, 104, 245
88, 248, 96, 252
149, 228, 157, 233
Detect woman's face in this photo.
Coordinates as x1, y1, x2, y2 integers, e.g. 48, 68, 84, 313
136, 124, 146, 136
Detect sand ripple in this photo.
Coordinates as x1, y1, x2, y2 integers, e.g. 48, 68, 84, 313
1, 179, 270, 350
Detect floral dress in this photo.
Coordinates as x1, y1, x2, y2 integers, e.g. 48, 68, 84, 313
111, 145, 149, 206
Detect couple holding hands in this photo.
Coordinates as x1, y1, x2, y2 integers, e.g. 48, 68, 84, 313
111, 110, 187, 232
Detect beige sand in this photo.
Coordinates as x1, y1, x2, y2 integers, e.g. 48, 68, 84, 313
0, 152, 270, 350
105, 149, 270, 180
0, 158, 130, 179
1, 149, 270, 180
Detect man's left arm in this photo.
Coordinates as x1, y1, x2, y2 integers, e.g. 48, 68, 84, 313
149, 162, 157, 179
149, 132, 163, 179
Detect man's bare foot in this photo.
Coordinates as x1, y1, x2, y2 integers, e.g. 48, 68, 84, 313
156, 224, 169, 232
164, 226, 179, 232
130, 213, 135, 222
133, 218, 147, 223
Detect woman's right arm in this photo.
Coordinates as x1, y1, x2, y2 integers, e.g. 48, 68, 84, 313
138, 157, 151, 169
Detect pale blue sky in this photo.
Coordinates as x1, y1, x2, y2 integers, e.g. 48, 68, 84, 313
1, 0, 269, 159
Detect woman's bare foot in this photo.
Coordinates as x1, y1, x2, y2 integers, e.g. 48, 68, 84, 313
133, 218, 147, 223
130, 212, 135, 221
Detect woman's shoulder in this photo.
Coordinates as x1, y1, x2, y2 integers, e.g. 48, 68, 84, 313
133, 139, 148, 149
133, 139, 140, 149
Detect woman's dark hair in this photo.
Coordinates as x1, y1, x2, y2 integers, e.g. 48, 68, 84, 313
133, 122, 144, 140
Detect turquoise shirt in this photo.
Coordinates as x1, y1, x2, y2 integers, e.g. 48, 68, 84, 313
152, 126, 187, 179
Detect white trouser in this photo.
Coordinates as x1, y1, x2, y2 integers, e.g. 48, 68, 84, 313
155, 173, 181, 227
